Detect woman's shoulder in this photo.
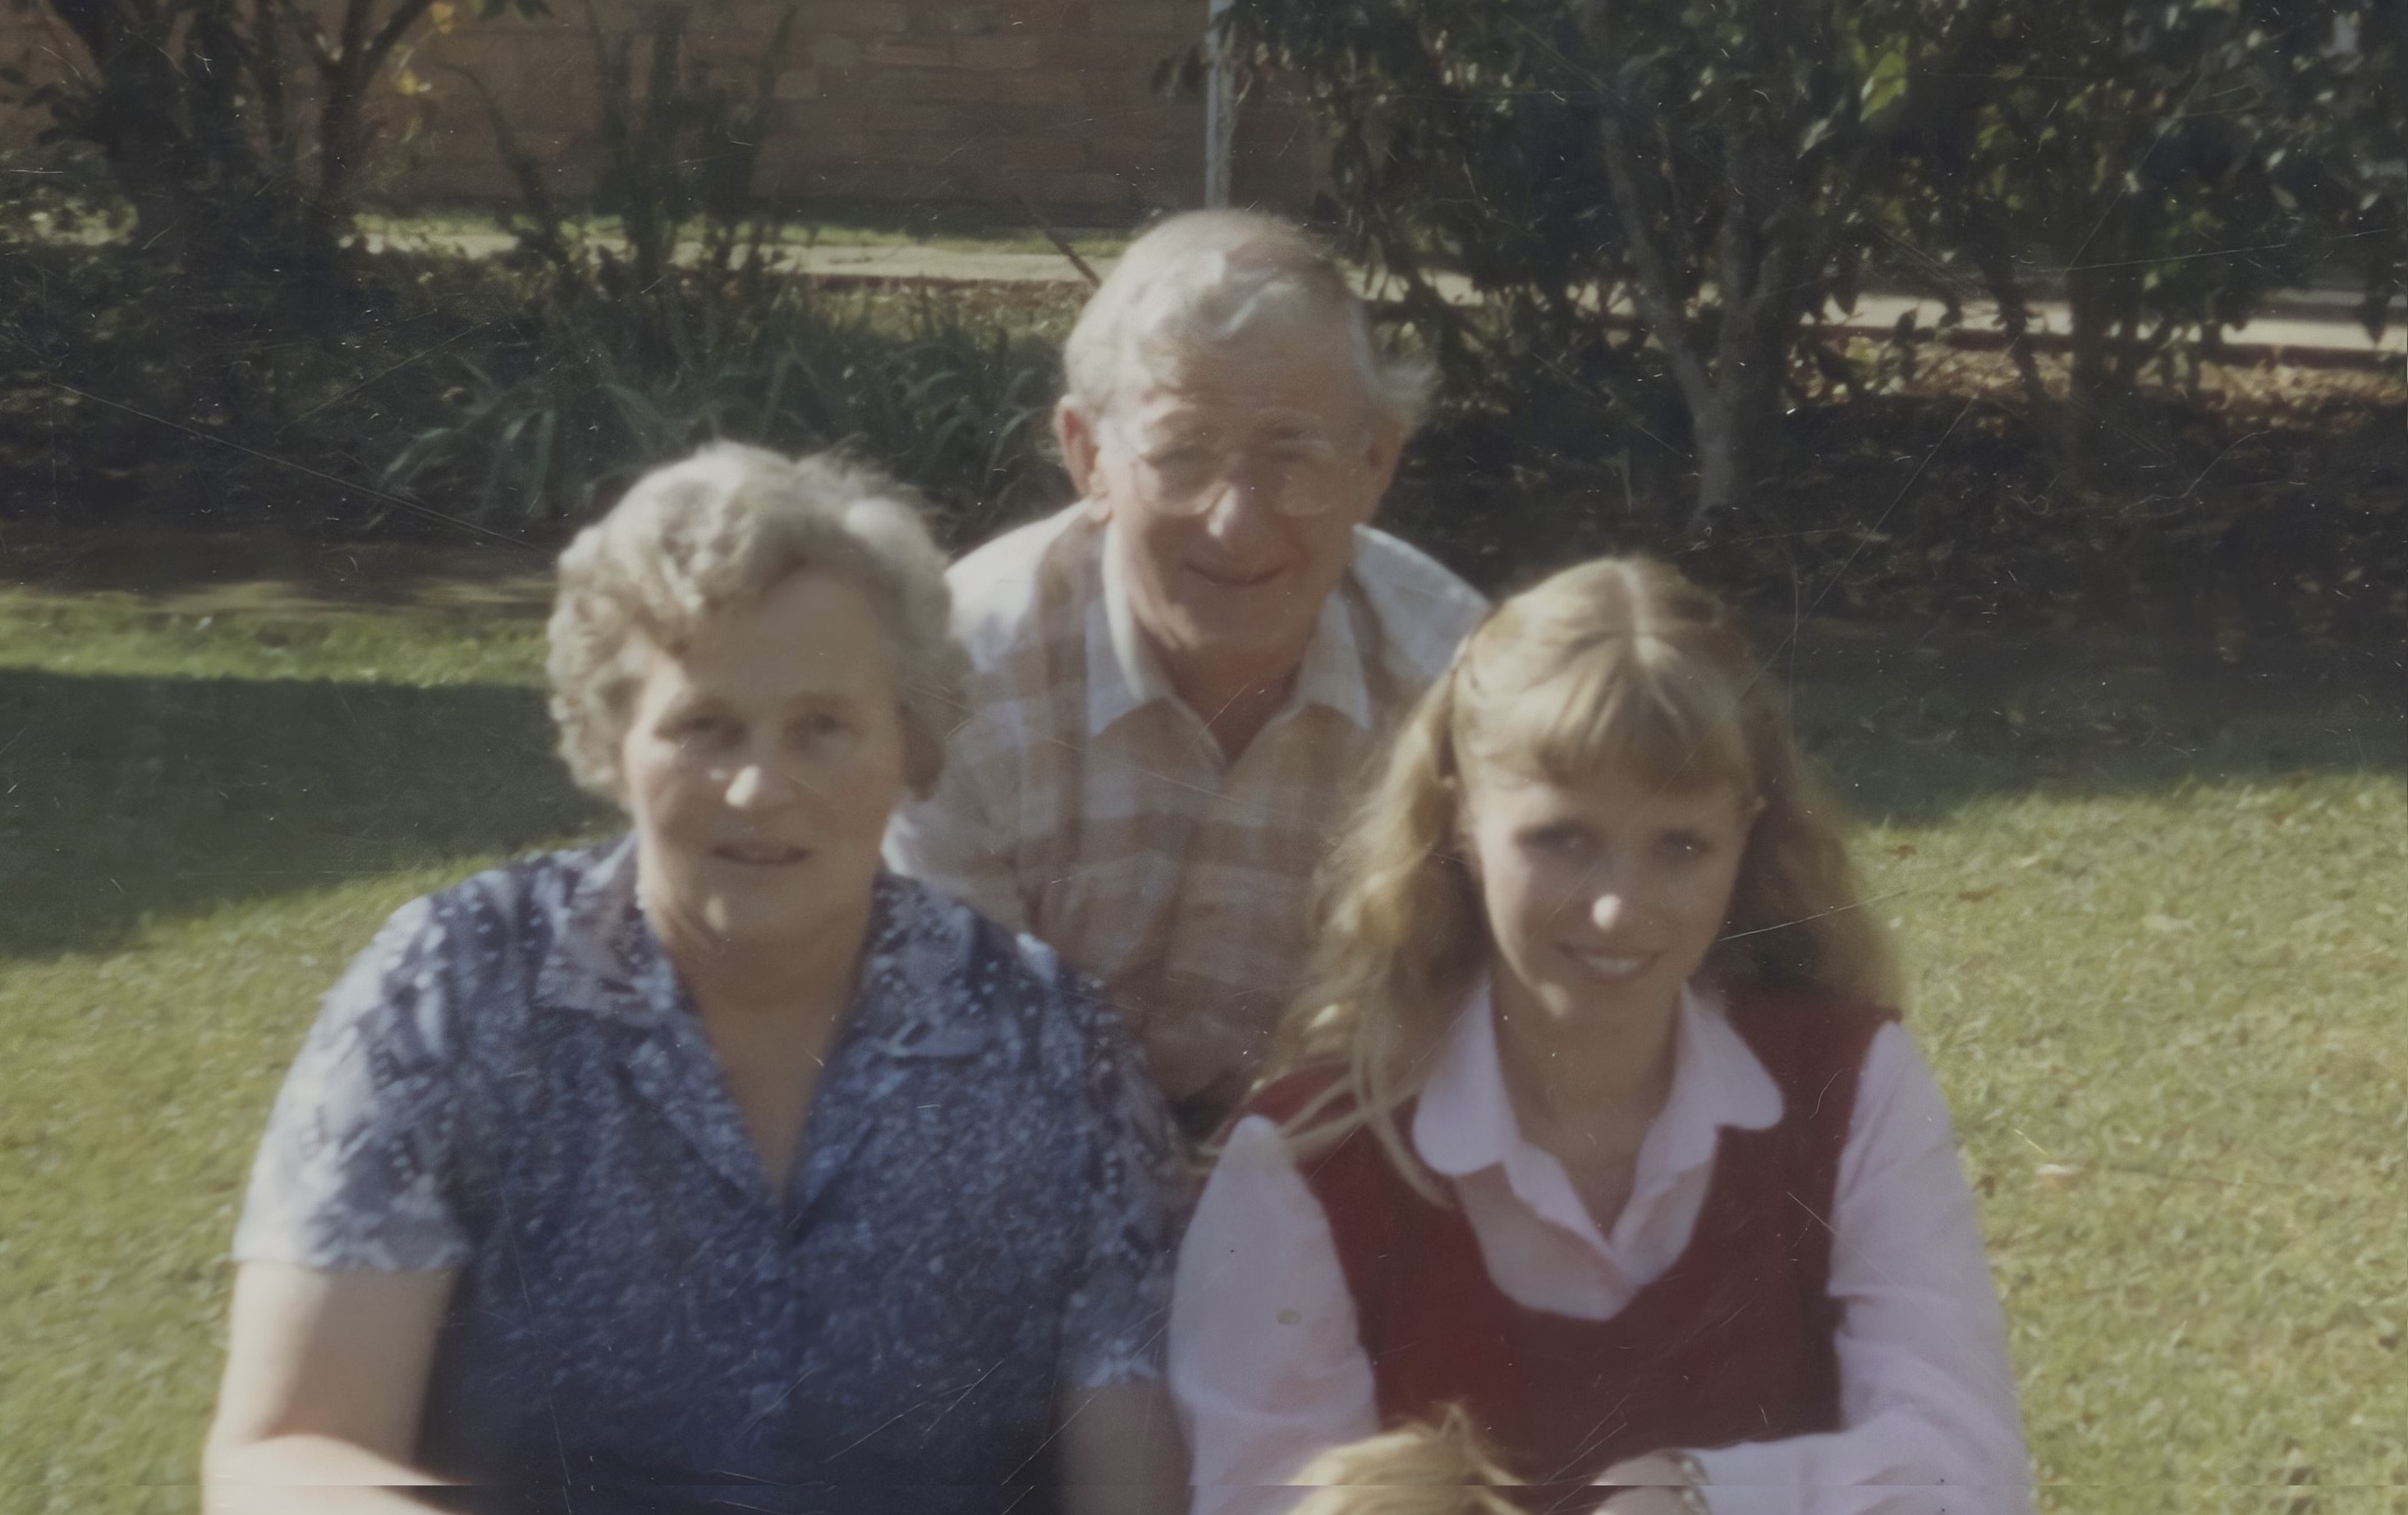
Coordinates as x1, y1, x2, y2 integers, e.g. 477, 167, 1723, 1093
1236, 1063, 1355, 1129
873, 871, 1134, 1055
319, 838, 631, 1037
1716, 989, 1912, 1155
871, 873, 1184, 1210
1719, 989, 1900, 1069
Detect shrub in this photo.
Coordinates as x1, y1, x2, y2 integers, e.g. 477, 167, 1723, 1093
4, 0, 543, 273
381, 4, 1067, 536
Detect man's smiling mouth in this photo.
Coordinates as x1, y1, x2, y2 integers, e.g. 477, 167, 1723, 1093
1184, 561, 1282, 589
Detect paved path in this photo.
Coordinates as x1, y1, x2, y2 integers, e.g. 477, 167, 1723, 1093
365, 232, 2406, 365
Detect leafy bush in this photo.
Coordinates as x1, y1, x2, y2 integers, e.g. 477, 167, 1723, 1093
1226, 0, 2006, 523
380, 4, 1067, 536
0, 200, 487, 534
4, 0, 543, 273
1225, 0, 2405, 518
1891, 0, 2406, 475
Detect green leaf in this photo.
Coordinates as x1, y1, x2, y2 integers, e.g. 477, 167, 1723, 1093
1861, 44, 1911, 122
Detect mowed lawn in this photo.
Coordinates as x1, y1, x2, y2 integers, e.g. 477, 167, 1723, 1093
2, 586, 2401, 1513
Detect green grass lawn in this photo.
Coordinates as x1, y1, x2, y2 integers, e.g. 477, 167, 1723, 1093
2, 587, 2401, 1512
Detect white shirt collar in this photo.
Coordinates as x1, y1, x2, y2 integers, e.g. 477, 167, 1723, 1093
1412, 978, 1786, 1232
1082, 512, 1375, 737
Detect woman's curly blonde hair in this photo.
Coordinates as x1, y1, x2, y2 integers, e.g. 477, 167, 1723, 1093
545, 443, 965, 805
1268, 555, 1900, 1192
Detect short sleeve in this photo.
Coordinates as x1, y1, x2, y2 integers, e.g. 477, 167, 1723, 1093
1053, 970, 1188, 1389
232, 896, 472, 1272
883, 723, 1032, 936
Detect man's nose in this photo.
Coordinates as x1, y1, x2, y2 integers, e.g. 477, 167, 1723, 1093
1199, 462, 1282, 540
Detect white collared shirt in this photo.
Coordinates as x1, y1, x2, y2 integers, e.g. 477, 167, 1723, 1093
884, 503, 1485, 1103
1169, 982, 2034, 1515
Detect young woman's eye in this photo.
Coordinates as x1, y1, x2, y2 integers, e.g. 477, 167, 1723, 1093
791, 711, 849, 746
674, 714, 736, 747
1658, 830, 1709, 861
1527, 824, 1590, 856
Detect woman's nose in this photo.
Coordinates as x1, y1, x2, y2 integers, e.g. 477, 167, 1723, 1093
723, 759, 796, 810
1588, 884, 1631, 932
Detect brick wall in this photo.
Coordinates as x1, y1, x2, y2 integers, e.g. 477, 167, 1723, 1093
0, 0, 1322, 219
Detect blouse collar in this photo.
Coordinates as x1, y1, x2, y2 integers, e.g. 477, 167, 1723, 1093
531, 834, 998, 1060
1411, 977, 1784, 1246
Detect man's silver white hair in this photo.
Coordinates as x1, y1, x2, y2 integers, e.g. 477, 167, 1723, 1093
1062, 209, 1434, 434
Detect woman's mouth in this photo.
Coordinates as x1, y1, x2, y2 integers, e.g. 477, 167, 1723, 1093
1565, 948, 1652, 980
712, 841, 810, 866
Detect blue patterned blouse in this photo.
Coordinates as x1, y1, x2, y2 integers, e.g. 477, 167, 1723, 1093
233, 836, 1186, 1513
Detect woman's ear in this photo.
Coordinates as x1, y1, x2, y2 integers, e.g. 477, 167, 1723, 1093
1057, 400, 1104, 508
1444, 777, 1480, 880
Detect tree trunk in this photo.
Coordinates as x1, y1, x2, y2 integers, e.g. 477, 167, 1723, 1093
1691, 390, 1751, 525
1959, 206, 2080, 476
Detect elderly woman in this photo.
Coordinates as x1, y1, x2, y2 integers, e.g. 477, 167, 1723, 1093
202, 445, 1188, 1515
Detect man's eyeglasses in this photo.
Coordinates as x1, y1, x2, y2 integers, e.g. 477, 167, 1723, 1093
1105, 418, 1370, 519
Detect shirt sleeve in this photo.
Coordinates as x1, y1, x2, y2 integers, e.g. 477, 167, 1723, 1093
231, 895, 472, 1273
1170, 1115, 1381, 1515
1689, 1023, 2033, 1515
1057, 971, 1190, 1390
883, 721, 1030, 935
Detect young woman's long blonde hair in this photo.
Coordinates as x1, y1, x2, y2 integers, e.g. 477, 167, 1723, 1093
1268, 556, 1899, 1187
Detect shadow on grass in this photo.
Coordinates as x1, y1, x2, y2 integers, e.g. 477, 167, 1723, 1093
2, 625, 2398, 961
1, 668, 610, 961
2, 528, 558, 611
1773, 621, 2405, 827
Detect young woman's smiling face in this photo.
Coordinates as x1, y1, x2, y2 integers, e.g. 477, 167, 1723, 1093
1458, 756, 1759, 1042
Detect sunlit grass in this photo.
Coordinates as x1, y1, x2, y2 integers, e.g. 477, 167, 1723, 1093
355, 205, 1135, 258
1878, 779, 2408, 1511
1, 589, 2400, 1513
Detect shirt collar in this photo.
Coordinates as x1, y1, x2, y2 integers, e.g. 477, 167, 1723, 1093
1084, 513, 1375, 737
531, 838, 993, 1059
532, 834, 686, 1029
1412, 977, 1785, 1187
842, 875, 1006, 1062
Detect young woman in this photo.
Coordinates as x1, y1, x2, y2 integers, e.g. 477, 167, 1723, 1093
1170, 558, 2030, 1515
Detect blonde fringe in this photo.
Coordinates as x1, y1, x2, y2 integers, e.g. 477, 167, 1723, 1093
1288, 1407, 1525, 1515
1261, 556, 1900, 1193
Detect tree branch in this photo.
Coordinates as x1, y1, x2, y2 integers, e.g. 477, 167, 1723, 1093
271, 0, 337, 72
1601, 116, 1717, 420
361, 0, 437, 77
42, 0, 136, 70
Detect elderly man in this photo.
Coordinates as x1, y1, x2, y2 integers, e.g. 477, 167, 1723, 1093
887, 209, 1486, 1132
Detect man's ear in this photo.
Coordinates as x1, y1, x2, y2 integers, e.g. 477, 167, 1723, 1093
1359, 419, 1406, 521
1057, 400, 1103, 506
